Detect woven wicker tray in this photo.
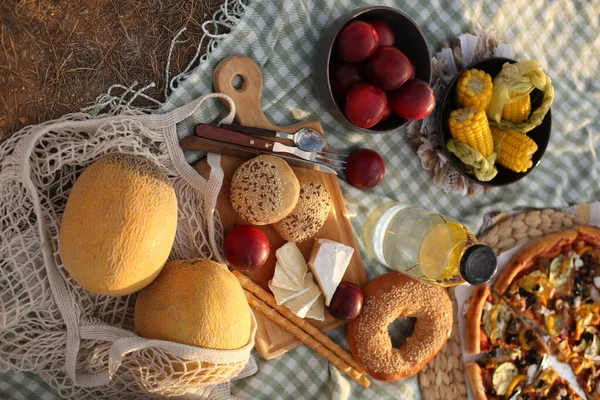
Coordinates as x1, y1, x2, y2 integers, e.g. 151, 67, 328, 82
418, 208, 587, 399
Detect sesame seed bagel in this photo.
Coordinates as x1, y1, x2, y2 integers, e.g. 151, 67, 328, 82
230, 155, 300, 225
348, 272, 453, 381
272, 179, 331, 242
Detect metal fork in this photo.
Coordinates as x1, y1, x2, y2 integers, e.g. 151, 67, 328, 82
195, 124, 347, 170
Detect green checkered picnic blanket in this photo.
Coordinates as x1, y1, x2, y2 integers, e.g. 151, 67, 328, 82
2, 0, 599, 398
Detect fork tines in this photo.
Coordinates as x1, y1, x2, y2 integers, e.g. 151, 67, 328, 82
315, 150, 347, 169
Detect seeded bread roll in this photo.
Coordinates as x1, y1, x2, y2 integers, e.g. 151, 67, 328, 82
272, 179, 331, 242
230, 155, 300, 225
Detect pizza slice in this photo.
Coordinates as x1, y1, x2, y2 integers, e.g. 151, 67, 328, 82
465, 348, 546, 399
466, 284, 550, 355
570, 356, 600, 400
494, 230, 581, 359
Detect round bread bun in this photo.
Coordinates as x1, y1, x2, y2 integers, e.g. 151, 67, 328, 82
230, 155, 300, 225
348, 272, 453, 381
134, 258, 252, 351
272, 179, 331, 242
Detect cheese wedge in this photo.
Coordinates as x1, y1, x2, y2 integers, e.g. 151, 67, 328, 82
308, 238, 354, 306
305, 293, 325, 321
275, 242, 307, 287
283, 284, 321, 318
271, 261, 302, 291
269, 273, 314, 305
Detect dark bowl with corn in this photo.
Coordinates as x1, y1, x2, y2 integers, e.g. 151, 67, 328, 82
439, 57, 552, 187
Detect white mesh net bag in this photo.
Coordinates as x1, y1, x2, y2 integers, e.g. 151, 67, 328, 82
0, 93, 258, 399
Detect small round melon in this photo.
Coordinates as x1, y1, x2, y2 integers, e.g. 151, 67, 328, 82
59, 153, 177, 296
134, 259, 252, 351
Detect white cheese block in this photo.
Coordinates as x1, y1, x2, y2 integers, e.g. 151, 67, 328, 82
269, 273, 314, 305
283, 283, 321, 318
304, 293, 325, 321
271, 261, 302, 291
307, 238, 354, 306
275, 242, 307, 287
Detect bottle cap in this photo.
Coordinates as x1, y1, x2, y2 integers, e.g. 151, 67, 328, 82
460, 244, 497, 285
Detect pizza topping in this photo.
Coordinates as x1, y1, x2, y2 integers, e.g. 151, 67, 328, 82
573, 339, 588, 353
483, 301, 493, 311
538, 305, 555, 315
548, 254, 573, 288
574, 254, 584, 270
535, 368, 558, 393
574, 304, 600, 340
572, 357, 594, 374
582, 327, 600, 359
584, 338, 599, 359
483, 302, 513, 342
591, 286, 600, 303
577, 245, 594, 256
518, 270, 554, 305
526, 363, 539, 380
545, 314, 565, 337
504, 374, 526, 399
507, 317, 522, 335
518, 328, 539, 351
492, 362, 519, 396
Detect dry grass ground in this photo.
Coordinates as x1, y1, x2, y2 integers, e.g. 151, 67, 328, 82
0, 0, 223, 139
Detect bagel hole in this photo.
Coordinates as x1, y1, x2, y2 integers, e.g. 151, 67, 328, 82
388, 317, 416, 348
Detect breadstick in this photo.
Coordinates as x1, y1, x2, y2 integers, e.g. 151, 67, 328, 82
243, 289, 371, 388
232, 270, 365, 373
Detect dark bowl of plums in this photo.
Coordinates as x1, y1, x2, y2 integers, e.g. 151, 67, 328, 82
314, 6, 433, 133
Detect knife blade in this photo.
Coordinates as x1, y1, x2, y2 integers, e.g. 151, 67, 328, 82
180, 135, 337, 175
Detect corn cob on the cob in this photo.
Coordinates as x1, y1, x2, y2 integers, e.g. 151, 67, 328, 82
491, 126, 538, 173
448, 107, 494, 157
501, 91, 531, 123
456, 69, 494, 111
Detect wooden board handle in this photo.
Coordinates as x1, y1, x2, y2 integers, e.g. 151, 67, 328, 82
213, 55, 272, 129
213, 55, 324, 135
195, 124, 276, 152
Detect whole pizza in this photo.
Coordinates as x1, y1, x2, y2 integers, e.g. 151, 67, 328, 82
465, 225, 600, 400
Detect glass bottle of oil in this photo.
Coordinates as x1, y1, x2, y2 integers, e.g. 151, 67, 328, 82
363, 202, 497, 286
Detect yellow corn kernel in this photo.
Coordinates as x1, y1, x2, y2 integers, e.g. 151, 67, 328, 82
456, 69, 494, 111
491, 126, 538, 173
501, 91, 531, 123
448, 107, 494, 157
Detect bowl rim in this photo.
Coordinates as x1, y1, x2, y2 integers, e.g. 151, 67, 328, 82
437, 56, 552, 187
323, 6, 433, 133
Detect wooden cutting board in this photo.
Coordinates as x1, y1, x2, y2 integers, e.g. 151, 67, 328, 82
195, 55, 367, 360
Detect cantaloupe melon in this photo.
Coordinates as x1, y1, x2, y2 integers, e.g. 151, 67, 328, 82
134, 259, 252, 351
59, 153, 177, 296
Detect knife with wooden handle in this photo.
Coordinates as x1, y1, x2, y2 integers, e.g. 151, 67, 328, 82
193, 124, 339, 171
180, 136, 337, 175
